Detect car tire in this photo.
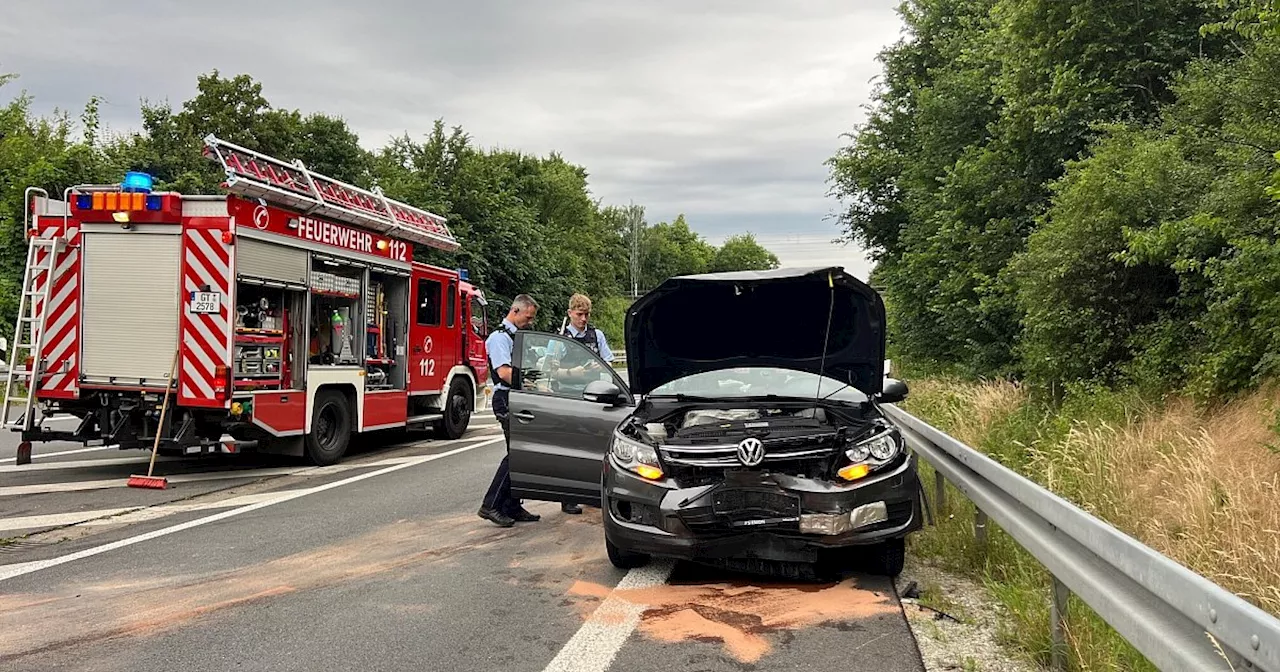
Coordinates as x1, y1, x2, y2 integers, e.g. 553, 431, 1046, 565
306, 390, 352, 466
432, 378, 472, 440
606, 537, 650, 570
869, 537, 906, 577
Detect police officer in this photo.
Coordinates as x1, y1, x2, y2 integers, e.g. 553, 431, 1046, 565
562, 293, 613, 363
556, 293, 614, 514
478, 294, 542, 527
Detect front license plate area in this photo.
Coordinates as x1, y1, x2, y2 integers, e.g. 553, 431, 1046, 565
712, 488, 801, 527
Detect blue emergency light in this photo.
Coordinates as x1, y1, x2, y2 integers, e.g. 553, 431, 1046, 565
458, 268, 469, 281
121, 171, 154, 193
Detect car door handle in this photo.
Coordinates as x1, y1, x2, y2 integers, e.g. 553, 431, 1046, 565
513, 411, 535, 423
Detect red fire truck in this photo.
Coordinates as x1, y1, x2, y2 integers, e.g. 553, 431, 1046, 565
3, 135, 491, 466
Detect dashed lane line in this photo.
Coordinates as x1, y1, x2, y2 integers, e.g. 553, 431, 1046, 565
541, 560, 677, 672
0, 435, 505, 583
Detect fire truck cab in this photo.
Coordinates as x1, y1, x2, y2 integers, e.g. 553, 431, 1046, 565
4, 136, 490, 466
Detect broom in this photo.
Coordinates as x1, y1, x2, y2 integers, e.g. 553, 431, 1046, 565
127, 347, 180, 490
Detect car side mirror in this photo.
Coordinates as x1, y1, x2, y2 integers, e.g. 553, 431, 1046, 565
878, 377, 908, 404
583, 379, 625, 406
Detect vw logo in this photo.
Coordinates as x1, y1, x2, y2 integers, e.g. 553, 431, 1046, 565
736, 437, 765, 467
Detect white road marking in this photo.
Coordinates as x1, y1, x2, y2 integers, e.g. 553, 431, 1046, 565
0, 508, 136, 533
39, 416, 81, 424
31, 445, 121, 459
0, 455, 180, 473
80, 489, 313, 526
0, 447, 492, 497
0, 467, 308, 497
0, 435, 504, 582
541, 560, 676, 672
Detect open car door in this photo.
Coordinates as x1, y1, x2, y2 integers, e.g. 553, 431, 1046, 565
508, 331, 632, 507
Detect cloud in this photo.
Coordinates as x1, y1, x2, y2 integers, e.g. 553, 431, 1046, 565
2, 0, 902, 264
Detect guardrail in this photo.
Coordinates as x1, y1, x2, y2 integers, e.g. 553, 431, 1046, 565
882, 404, 1280, 672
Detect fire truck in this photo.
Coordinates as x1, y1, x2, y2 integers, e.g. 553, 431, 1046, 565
3, 135, 491, 466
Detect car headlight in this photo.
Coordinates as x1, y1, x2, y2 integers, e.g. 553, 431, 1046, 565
840, 427, 903, 481
611, 432, 664, 481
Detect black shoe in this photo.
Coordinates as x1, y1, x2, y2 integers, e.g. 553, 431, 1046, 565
562, 503, 583, 514
508, 507, 541, 523
478, 506, 515, 527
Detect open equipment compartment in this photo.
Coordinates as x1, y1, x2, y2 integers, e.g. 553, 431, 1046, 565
308, 254, 365, 367
366, 268, 409, 391
233, 255, 308, 393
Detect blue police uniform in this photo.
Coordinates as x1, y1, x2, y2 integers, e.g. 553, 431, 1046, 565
561, 323, 613, 362
480, 318, 523, 523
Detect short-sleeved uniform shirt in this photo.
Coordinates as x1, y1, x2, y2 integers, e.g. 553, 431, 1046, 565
486, 318, 518, 391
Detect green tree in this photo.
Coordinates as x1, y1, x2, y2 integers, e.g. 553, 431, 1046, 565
130, 71, 371, 193
710, 233, 780, 272
0, 76, 132, 335
639, 215, 714, 290
828, 0, 1230, 378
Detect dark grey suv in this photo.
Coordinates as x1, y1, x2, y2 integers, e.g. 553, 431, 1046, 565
506, 267, 922, 577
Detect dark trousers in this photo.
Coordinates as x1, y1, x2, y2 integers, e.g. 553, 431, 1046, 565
481, 389, 516, 512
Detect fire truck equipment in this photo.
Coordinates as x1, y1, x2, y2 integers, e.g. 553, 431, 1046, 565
127, 347, 179, 490
9, 140, 489, 466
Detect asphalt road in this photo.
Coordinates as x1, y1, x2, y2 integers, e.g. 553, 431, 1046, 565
0, 410, 926, 671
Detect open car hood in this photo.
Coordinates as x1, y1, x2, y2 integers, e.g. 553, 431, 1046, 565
624, 266, 886, 396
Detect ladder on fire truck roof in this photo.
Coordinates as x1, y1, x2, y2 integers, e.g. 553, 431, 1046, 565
202, 134, 459, 252
2, 224, 64, 432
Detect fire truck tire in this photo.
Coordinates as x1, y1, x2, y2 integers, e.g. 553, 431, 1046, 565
433, 378, 472, 440
306, 389, 352, 466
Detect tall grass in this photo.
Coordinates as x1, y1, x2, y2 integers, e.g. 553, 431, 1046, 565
902, 377, 1280, 670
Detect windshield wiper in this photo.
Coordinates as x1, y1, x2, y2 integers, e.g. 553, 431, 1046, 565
818, 384, 852, 400
650, 394, 728, 402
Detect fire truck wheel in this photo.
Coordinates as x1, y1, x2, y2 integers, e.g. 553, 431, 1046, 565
306, 389, 352, 466
434, 378, 472, 440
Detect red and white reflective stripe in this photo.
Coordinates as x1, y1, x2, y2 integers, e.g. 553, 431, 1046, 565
35, 225, 79, 397
178, 228, 232, 406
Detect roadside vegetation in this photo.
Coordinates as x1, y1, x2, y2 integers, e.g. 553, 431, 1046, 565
0, 72, 779, 347
829, 1, 1280, 667
899, 371, 1280, 669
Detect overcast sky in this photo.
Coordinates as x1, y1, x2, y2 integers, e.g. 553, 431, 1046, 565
2, 1, 904, 280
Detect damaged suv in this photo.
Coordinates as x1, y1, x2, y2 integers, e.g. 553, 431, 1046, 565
505, 267, 922, 577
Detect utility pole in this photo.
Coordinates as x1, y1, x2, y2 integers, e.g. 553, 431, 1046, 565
628, 202, 644, 298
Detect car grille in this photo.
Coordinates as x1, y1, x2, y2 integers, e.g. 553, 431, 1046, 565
659, 432, 841, 468
678, 498, 914, 535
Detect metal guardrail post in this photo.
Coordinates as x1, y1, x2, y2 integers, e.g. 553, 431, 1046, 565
1051, 577, 1071, 671
934, 470, 946, 516
974, 509, 989, 551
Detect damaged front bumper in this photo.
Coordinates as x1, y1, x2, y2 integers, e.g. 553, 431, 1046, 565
602, 452, 924, 565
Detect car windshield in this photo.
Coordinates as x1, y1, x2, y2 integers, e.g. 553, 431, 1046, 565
648, 367, 869, 403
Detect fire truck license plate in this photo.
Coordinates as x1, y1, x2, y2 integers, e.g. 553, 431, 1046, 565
190, 292, 221, 314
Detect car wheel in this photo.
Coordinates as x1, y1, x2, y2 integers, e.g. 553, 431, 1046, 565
868, 537, 906, 578
432, 378, 472, 440
306, 390, 351, 466
606, 537, 650, 570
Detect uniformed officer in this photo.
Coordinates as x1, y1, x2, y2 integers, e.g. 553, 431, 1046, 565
556, 293, 613, 515
478, 294, 542, 527
562, 293, 613, 362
